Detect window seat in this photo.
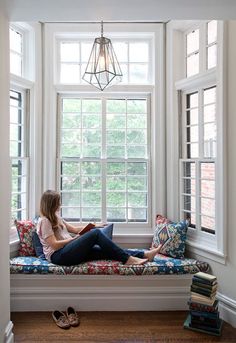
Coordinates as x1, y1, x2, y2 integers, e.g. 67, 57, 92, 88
10, 253, 209, 275
10, 253, 209, 312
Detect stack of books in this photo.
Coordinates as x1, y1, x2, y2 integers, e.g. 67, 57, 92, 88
184, 272, 223, 336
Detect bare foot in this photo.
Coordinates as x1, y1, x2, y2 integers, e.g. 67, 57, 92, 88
125, 256, 148, 265
144, 244, 163, 261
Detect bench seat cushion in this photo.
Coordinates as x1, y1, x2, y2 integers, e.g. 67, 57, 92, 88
10, 253, 209, 276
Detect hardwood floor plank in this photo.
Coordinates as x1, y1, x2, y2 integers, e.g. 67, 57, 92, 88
11, 311, 236, 342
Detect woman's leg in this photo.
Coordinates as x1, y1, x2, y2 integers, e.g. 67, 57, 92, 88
51, 229, 147, 266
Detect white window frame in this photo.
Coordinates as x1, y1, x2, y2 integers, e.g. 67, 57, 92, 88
183, 21, 218, 79
9, 22, 43, 249
43, 23, 165, 239
166, 20, 227, 264
10, 87, 29, 222
57, 92, 151, 228
56, 37, 154, 85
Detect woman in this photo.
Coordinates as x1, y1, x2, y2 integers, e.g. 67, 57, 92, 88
37, 190, 162, 266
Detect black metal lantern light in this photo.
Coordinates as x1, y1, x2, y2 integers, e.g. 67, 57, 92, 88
82, 21, 123, 91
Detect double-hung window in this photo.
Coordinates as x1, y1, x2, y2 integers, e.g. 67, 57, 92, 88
180, 86, 216, 234
58, 95, 150, 224
48, 23, 163, 231
10, 89, 29, 222
173, 20, 226, 260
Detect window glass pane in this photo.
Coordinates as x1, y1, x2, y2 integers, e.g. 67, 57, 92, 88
183, 178, 196, 196
187, 143, 199, 158
201, 198, 215, 217
207, 45, 217, 69
127, 114, 147, 128
61, 192, 80, 206
10, 28, 22, 53
204, 87, 216, 105
201, 216, 215, 233
128, 208, 147, 222
204, 123, 216, 158
187, 29, 199, 55
60, 97, 149, 224
187, 126, 198, 143
127, 162, 147, 175
107, 114, 126, 129
62, 113, 81, 129
183, 195, 196, 212
130, 64, 148, 83
81, 42, 93, 62
107, 208, 126, 222
63, 99, 81, 112
187, 53, 199, 77
187, 109, 198, 125
60, 42, 80, 62
113, 42, 128, 63
187, 93, 198, 108
183, 161, 195, 178
60, 64, 80, 83
127, 99, 146, 114
201, 163, 215, 180
119, 64, 128, 83
207, 20, 217, 45
10, 53, 22, 76
128, 193, 147, 207
82, 208, 101, 222
107, 99, 126, 113
204, 104, 216, 123
201, 180, 215, 198
129, 42, 149, 62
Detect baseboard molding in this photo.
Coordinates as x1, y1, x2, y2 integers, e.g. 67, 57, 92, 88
4, 321, 14, 343
217, 292, 236, 328
11, 274, 192, 312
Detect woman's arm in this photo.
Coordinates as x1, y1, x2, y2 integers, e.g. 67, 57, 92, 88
63, 220, 83, 234
45, 233, 78, 251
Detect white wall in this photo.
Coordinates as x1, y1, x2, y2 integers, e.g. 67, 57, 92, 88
5, 0, 236, 22
0, 8, 14, 343
193, 20, 236, 327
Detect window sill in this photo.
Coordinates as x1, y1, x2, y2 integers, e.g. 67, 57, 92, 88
186, 239, 226, 265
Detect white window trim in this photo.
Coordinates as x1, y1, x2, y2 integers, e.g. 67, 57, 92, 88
166, 20, 227, 264
43, 23, 165, 236
9, 22, 43, 247
57, 92, 151, 231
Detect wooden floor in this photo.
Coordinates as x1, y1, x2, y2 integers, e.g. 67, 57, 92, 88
11, 311, 236, 343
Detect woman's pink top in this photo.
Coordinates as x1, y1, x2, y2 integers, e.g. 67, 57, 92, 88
37, 216, 71, 262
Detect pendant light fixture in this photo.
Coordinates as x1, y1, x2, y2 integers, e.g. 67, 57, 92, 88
82, 21, 123, 91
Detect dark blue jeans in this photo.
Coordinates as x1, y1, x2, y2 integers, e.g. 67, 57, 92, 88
51, 228, 145, 266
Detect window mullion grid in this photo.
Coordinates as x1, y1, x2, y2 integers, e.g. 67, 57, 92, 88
101, 96, 107, 223
125, 98, 128, 222
200, 22, 207, 73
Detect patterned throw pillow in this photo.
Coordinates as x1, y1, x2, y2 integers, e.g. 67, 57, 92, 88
152, 215, 188, 259
15, 220, 36, 256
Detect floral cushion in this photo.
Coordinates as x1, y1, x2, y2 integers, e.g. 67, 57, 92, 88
152, 215, 188, 259
10, 254, 209, 276
15, 220, 36, 256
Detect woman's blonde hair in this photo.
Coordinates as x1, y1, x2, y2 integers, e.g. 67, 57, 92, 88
40, 190, 61, 229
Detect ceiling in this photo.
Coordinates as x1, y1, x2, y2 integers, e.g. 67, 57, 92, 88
3, 0, 236, 22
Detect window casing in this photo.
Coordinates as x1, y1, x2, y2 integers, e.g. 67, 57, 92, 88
10, 89, 29, 222
185, 21, 218, 78
180, 86, 216, 235
10, 26, 24, 77
58, 94, 150, 225
57, 38, 153, 85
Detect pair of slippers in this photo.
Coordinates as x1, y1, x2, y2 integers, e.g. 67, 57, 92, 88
52, 307, 80, 329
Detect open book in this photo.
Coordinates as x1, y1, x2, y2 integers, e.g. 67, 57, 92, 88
79, 223, 96, 235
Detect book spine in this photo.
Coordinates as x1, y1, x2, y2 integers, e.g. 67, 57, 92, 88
190, 310, 219, 320
190, 286, 216, 297
193, 276, 217, 286
188, 303, 218, 313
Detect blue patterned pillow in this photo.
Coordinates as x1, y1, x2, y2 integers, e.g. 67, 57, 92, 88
152, 219, 188, 259
32, 230, 46, 259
